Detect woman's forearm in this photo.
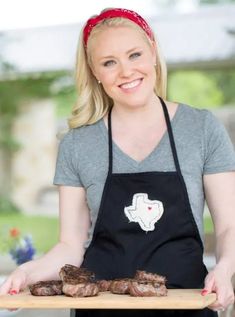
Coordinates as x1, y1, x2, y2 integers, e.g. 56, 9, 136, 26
19, 241, 86, 283
203, 172, 235, 279
215, 227, 235, 278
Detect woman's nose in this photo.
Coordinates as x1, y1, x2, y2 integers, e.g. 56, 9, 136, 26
118, 61, 134, 78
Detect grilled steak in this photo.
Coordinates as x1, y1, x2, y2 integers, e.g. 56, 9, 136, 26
128, 270, 167, 297
97, 280, 112, 292
29, 280, 63, 296
59, 264, 95, 284
29, 266, 167, 298
129, 281, 167, 297
109, 278, 131, 294
62, 282, 99, 297
59, 264, 99, 297
135, 270, 166, 284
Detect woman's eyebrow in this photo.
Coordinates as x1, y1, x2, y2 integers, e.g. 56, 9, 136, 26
99, 47, 142, 61
126, 47, 141, 54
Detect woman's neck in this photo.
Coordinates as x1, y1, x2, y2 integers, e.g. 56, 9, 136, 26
111, 95, 163, 128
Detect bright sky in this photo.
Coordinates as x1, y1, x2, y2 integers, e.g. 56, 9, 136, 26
0, 0, 198, 31
0, 0, 156, 31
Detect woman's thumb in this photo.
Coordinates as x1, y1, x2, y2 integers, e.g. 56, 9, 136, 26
202, 275, 215, 295
9, 277, 24, 295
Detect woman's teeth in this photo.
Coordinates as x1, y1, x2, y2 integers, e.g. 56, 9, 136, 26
120, 79, 142, 89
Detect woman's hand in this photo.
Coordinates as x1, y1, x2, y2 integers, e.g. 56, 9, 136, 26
0, 265, 33, 312
202, 263, 234, 312
0, 266, 29, 295
203, 172, 235, 311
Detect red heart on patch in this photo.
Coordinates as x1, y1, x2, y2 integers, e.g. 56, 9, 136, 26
148, 207, 152, 210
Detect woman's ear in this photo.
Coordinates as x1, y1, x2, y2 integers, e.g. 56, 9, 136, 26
151, 40, 157, 64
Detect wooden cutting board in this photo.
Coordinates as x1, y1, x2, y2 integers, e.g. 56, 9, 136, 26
0, 289, 216, 309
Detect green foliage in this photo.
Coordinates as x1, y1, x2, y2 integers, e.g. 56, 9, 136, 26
0, 227, 20, 254
0, 197, 20, 214
168, 71, 223, 108
0, 214, 58, 254
206, 70, 235, 105
168, 70, 235, 108
203, 216, 214, 233
53, 86, 77, 118
0, 74, 58, 151
0, 72, 68, 207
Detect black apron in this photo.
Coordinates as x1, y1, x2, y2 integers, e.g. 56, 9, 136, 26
74, 97, 217, 317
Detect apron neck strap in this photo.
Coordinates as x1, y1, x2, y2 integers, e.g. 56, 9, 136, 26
107, 97, 182, 175
158, 96, 182, 174
108, 106, 114, 175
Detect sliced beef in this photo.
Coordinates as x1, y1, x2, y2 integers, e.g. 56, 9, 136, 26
29, 280, 63, 296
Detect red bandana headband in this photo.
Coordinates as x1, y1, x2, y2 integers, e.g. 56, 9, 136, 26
83, 8, 154, 46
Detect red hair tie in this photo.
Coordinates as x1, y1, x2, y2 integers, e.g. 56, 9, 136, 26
83, 8, 154, 46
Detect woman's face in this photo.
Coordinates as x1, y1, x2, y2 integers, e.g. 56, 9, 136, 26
89, 26, 157, 109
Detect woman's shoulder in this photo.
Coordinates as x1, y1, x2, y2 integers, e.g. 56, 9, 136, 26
173, 101, 210, 117
57, 118, 104, 146
166, 101, 225, 140
171, 101, 218, 127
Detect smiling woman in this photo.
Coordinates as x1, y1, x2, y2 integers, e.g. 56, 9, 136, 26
69, 8, 167, 129
1, 7, 235, 317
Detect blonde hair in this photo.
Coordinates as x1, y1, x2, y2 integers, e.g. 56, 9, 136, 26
68, 14, 167, 129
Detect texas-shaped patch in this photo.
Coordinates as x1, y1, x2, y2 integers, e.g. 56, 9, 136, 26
124, 193, 164, 232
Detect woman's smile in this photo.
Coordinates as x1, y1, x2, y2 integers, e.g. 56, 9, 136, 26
118, 78, 143, 93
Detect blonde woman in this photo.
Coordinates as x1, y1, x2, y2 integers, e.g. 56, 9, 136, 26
1, 8, 235, 317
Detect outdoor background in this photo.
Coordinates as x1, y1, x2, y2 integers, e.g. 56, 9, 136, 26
0, 0, 235, 316
0, 0, 235, 268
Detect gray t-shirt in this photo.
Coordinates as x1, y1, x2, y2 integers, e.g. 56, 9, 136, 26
53, 103, 235, 247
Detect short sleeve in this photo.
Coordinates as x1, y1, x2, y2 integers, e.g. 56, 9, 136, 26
203, 110, 235, 174
53, 130, 83, 187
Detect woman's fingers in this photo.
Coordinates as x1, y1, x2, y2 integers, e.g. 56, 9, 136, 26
0, 268, 28, 296
0, 277, 12, 295
203, 273, 214, 293
0, 275, 25, 312
9, 276, 26, 294
203, 270, 235, 311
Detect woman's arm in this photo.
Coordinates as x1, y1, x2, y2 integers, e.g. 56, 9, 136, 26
203, 171, 235, 311
0, 185, 90, 295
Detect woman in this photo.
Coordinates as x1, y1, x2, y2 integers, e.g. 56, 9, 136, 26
1, 7, 235, 317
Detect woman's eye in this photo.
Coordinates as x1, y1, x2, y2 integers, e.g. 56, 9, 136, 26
130, 52, 142, 59
103, 60, 115, 67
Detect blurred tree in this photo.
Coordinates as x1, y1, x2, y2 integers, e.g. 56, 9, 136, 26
207, 70, 235, 104
0, 33, 19, 212
168, 71, 223, 108
168, 70, 235, 108
0, 59, 66, 212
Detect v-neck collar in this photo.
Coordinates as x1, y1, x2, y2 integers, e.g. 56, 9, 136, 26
99, 103, 182, 169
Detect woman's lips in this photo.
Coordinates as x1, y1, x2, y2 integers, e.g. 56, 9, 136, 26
119, 78, 143, 92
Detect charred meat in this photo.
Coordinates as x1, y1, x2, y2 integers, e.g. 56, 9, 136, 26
29, 280, 63, 296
